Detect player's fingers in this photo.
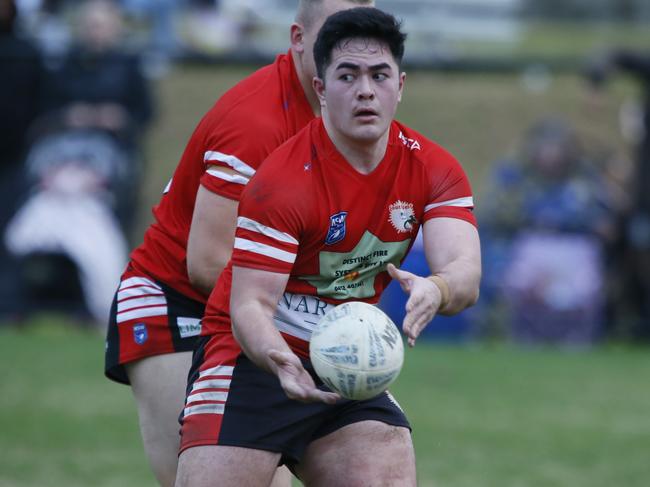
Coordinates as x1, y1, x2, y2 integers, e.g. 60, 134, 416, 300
284, 380, 339, 404
402, 310, 417, 342
387, 263, 412, 293
404, 301, 435, 346
307, 389, 341, 404
404, 290, 425, 313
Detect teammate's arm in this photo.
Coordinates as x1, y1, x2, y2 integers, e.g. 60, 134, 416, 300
186, 185, 238, 296
388, 217, 481, 346
230, 265, 340, 404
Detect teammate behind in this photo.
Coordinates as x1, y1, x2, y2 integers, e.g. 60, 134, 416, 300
104, 1, 373, 485
176, 7, 481, 486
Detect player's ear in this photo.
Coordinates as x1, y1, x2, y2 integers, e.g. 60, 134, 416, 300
397, 72, 406, 102
290, 23, 305, 53
313, 77, 326, 106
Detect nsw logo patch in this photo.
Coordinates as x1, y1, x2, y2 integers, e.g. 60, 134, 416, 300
325, 211, 347, 245
133, 323, 148, 345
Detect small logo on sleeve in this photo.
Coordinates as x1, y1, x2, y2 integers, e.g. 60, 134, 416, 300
325, 211, 348, 245
389, 201, 417, 233
133, 323, 148, 345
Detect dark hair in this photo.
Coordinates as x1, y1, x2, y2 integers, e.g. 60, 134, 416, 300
313, 7, 407, 80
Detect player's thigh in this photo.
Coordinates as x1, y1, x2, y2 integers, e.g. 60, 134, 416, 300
126, 351, 193, 430
176, 445, 281, 487
298, 420, 416, 487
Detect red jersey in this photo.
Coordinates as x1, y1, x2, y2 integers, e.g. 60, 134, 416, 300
129, 52, 314, 302
203, 118, 476, 357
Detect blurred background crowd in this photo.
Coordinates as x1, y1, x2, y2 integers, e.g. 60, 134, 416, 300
1, 0, 649, 345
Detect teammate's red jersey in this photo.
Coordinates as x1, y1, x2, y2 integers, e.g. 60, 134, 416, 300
129, 52, 314, 303
203, 118, 476, 356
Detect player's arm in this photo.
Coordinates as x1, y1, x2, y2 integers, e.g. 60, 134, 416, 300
388, 217, 481, 346
230, 265, 339, 404
186, 184, 238, 296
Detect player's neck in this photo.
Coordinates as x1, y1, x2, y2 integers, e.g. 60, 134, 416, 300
324, 118, 390, 175
292, 50, 321, 116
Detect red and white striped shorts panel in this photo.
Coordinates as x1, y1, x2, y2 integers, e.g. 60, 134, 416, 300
183, 364, 233, 418
111, 271, 175, 370
105, 266, 206, 385
116, 276, 168, 323
179, 334, 241, 453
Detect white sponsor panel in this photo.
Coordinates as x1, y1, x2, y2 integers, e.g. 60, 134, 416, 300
273, 292, 335, 341
177, 316, 202, 338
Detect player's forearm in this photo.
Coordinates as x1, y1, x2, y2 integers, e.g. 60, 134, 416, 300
187, 255, 228, 296
431, 257, 481, 315
231, 301, 293, 374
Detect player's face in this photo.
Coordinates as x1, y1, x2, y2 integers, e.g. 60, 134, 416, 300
299, 0, 371, 82
316, 38, 405, 144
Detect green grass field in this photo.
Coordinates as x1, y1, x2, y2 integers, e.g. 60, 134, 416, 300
1, 321, 649, 487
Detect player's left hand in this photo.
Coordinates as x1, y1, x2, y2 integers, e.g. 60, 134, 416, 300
268, 349, 341, 404
387, 263, 441, 347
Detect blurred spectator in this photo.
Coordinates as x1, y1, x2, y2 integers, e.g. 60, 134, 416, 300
586, 50, 650, 341
13, 0, 78, 64
0, 0, 44, 174
40, 0, 153, 148
36, 0, 154, 231
478, 117, 618, 344
1, 0, 153, 327
3, 130, 130, 325
0, 0, 45, 318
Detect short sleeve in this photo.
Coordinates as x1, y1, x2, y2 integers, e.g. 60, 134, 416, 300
199, 104, 281, 201
230, 159, 307, 274
423, 149, 477, 227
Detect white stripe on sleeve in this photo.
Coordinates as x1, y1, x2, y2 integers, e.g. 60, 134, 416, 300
425, 196, 474, 212
234, 238, 296, 264
206, 167, 250, 185
204, 151, 256, 177
237, 217, 299, 245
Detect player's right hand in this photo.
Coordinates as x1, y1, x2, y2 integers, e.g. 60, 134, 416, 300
268, 349, 340, 404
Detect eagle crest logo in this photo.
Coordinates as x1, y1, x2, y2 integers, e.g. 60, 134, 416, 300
388, 200, 417, 234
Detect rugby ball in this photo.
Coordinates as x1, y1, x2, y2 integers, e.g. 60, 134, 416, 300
309, 301, 404, 400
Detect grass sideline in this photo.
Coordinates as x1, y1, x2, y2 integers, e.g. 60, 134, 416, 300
1, 320, 649, 486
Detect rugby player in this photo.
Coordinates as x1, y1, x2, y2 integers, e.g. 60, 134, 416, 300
176, 7, 481, 486
103, 1, 373, 485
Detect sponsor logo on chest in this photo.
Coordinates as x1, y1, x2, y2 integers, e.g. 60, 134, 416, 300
388, 200, 417, 234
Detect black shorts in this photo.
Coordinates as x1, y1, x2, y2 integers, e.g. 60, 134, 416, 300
179, 333, 411, 465
104, 267, 205, 385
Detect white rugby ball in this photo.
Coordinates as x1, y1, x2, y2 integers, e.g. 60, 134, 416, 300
309, 301, 404, 400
